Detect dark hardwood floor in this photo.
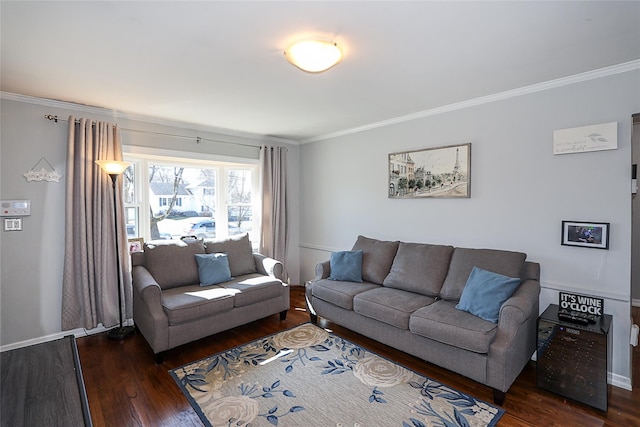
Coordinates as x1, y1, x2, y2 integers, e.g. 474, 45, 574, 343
76, 287, 640, 427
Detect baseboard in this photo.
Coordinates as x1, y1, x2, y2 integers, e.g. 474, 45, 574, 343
0, 319, 134, 353
610, 372, 633, 391
633, 298, 640, 308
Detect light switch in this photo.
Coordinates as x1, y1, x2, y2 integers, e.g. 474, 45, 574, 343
3, 218, 22, 231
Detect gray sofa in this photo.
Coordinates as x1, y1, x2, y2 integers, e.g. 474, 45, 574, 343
306, 235, 540, 404
131, 234, 289, 363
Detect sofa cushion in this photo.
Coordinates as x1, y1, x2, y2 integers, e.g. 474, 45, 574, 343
329, 250, 363, 282
195, 253, 232, 286
161, 284, 236, 325
351, 235, 400, 285
439, 247, 526, 301
144, 239, 205, 290
410, 300, 498, 354
353, 287, 436, 329
312, 279, 380, 310
220, 274, 286, 307
383, 243, 454, 296
130, 251, 145, 267
456, 267, 521, 323
205, 234, 257, 277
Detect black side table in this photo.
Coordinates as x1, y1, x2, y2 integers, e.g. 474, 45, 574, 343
536, 304, 612, 411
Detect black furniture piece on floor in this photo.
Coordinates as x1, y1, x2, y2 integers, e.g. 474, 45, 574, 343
536, 304, 612, 411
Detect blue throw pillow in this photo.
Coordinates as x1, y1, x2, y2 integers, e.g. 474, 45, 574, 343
328, 250, 363, 283
195, 253, 232, 286
455, 266, 521, 323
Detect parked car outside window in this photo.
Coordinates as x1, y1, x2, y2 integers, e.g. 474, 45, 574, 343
183, 219, 216, 238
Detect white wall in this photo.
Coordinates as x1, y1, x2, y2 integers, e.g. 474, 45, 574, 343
0, 94, 300, 348
298, 70, 640, 389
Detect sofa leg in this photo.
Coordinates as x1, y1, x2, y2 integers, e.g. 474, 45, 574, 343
279, 310, 288, 321
154, 352, 165, 365
305, 292, 318, 324
492, 389, 505, 406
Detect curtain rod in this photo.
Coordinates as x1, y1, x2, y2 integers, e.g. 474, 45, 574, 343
44, 114, 263, 150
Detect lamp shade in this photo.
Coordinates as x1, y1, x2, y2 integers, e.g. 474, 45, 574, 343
95, 160, 130, 175
284, 39, 343, 73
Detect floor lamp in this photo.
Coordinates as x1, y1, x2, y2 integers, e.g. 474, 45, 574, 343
96, 160, 135, 341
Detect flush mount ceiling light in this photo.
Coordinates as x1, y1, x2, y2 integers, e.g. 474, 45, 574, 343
284, 39, 343, 73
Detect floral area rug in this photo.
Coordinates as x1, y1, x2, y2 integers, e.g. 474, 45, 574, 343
169, 323, 504, 427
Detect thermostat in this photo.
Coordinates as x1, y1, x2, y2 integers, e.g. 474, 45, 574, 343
0, 200, 31, 216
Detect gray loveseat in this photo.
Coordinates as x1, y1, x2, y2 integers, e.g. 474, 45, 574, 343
306, 235, 540, 404
131, 234, 289, 363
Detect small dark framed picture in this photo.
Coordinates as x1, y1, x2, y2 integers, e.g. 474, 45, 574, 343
561, 221, 610, 250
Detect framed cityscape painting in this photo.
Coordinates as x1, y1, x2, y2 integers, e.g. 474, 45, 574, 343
388, 143, 471, 198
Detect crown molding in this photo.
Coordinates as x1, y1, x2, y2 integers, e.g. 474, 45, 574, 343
302, 60, 640, 144
4, 59, 638, 146
0, 91, 299, 146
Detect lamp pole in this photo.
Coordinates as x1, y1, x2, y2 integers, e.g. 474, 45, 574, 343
96, 160, 134, 341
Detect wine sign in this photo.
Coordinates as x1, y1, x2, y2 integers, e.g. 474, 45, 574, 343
559, 291, 603, 316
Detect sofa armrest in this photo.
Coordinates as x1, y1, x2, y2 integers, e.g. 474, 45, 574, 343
132, 265, 171, 354
487, 277, 541, 392
132, 265, 162, 306
253, 253, 285, 282
314, 260, 331, 280
498, 279, 540, 334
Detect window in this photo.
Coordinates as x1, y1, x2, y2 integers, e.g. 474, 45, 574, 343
123, 149, 260, 247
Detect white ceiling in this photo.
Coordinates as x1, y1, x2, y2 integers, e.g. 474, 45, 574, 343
2, 1, 639, 143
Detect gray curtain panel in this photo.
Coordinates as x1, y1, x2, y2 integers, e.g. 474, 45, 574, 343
260, 145, 289, 281
61, 116, 132, 330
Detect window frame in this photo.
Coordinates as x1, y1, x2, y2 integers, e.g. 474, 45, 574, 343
123, 146, 260, 246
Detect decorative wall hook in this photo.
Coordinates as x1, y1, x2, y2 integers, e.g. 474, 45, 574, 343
24, 157, 62, 182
